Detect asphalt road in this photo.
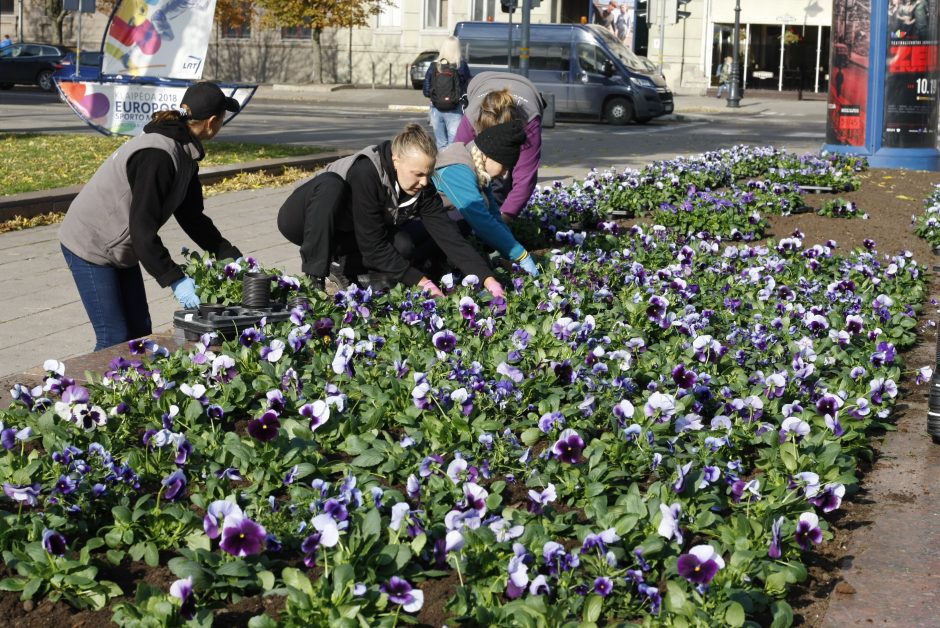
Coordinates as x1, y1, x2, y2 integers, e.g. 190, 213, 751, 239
1, 87, 828, 181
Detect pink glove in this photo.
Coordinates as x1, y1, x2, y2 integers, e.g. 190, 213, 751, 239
483, 276, 505, 299
419, 277, 445, 299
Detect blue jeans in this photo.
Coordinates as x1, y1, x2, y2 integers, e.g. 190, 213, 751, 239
62, 244, 152, 351
429, 106, 463, 149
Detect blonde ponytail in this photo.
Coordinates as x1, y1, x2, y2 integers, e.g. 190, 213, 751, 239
392, 123, 438, 162
469, 144, 491, 189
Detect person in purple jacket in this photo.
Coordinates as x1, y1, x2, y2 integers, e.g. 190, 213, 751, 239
453, 71, 544, 223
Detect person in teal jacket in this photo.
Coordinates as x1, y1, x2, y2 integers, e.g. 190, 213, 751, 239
431, 120, 540, 276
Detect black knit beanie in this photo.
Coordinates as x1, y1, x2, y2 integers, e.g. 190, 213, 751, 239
474, 120, 526, 170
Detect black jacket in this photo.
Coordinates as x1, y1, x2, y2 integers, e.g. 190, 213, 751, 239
345, 141, 492, 285
127, 119, 241, 287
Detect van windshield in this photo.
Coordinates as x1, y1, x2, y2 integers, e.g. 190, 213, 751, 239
589, 25, 650, 74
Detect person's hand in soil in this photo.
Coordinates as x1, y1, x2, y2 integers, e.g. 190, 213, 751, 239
501, 212, 514, 224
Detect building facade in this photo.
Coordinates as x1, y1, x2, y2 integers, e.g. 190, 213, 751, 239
1, 0, 832, 94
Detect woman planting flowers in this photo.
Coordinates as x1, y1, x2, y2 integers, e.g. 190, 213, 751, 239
59, 82, 243, 351
277, 123, 504, 298
432, 119, 540, 276
454, 74, 544, 224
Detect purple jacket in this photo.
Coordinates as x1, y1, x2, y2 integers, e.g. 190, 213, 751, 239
454, 115, 541, 218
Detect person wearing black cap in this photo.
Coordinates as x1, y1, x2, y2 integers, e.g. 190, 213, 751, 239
431, 120, 539, 276
59, 81, 243, 351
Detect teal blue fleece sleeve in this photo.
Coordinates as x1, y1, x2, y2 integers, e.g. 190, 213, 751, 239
433, 164, 527, 261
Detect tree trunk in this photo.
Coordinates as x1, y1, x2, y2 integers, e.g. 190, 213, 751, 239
54, 12, 66, 45
313, 28, 322, 83
44, 0, 66, 44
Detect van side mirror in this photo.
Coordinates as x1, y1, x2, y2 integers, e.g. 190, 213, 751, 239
603, 60, 615, 78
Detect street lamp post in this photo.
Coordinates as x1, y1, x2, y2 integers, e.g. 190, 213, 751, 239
727, 0, 742, 107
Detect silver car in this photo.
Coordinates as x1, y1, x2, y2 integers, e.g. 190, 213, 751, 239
409, 50, 438, 89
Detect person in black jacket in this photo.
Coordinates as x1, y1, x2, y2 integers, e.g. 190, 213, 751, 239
59, 81, 242, 351
277, 123, 504, 299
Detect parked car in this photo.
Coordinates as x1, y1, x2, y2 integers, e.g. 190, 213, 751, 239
0, 42, 72, 91
54, 50, 104, 81
409, 50, 438, 89
454, 22, 674, 124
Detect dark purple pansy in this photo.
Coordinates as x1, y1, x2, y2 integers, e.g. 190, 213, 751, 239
219, 517, 266, 557
247, 410, 281, 442
551, 428, 585, 464
676, 545, 725, 584
42, 528, 67, 556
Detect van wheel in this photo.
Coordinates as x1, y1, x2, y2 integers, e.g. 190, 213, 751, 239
604, 98, 633, 125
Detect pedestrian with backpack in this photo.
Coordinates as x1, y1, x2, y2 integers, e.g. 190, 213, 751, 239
423, 36, 471, 149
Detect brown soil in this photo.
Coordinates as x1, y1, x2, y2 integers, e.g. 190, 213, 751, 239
772, 169, 939, 260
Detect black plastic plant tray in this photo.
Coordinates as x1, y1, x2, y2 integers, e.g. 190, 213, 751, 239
173, 304, 293, 343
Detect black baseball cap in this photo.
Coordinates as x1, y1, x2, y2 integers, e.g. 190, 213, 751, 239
181, 81, 240, 120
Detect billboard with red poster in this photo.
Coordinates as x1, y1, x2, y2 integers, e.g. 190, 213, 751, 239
882, 0, 939, 148
827, 0, 872, 146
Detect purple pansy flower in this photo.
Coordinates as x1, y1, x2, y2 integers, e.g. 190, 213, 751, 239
527, 483, 557, 514
593, 576, 614, 597
676, 544, 725, 584
506, 555, 529, 599
247, 410, 280, 442
203, 500, 243, 539
219, 516, 266, 557
794, 512, 823, 550
161, 470, 187, 501
300, 401, 330, 432
432, 330, 458, 355
809, 483, 845, 513
381, 576, 424, 613
551, 429, 585, 464
42, 528, 67, 556
170, 576, 196, 620
3, 482, 40, 506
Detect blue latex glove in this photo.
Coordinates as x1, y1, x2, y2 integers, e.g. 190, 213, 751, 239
518, 254, 540, 277
171, 276, 200, 309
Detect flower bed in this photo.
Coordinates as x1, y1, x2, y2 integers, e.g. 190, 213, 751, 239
913, 184, 940, 248
0, 148, 931, 627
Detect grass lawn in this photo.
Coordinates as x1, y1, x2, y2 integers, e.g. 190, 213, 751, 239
0, 133, 326, 196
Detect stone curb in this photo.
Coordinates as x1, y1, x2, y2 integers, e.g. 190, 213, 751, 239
0, 150, 353, 222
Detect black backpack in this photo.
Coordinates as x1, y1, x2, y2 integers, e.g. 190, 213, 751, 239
430, 60, 461, 111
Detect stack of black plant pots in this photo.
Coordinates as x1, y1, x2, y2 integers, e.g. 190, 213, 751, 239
242, 272, 273, 308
